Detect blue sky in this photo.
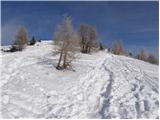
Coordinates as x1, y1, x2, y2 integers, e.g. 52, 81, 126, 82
1, 1, 159, 57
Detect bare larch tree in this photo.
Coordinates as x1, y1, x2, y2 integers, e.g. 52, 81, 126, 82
54, 16, 80, 70
78, 24, 97, 53
147, 54, 158, 64
13, 27, 28, 51
136, 48, 147, 61
111, 40, 124, 55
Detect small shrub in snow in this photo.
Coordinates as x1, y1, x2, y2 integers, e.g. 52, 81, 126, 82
10, 45, 19, 52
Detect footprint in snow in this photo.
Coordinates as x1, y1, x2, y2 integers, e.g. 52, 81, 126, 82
2, 95, 10, 104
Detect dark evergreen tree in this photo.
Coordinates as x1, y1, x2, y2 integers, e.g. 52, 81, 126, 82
99, 42, 103, 50
29, 36, 36, 45
129, 52, 132, 57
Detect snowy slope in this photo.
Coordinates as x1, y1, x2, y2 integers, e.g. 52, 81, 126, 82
1, 41, 159, 118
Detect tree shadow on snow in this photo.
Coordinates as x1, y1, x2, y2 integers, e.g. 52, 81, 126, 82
36, 57, 58, 69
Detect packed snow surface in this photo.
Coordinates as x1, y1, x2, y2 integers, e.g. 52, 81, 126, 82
1, 41, 159, 118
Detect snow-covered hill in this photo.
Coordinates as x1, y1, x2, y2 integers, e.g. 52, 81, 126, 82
1, 41, 159, 118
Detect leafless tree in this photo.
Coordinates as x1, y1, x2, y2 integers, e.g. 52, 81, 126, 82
13, 27, 28, 51
78, 24, 97, 53
136, 48, 147, 61
135, 49, 158, 64
53, 16, 80, 70
146, 54, 158, 65
111, 40, 124, 55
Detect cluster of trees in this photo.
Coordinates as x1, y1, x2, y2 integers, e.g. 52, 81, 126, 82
3, 27, 38, 52
2, 16, 102, 70
135, 48, 158, 65
53, 16, 101, 70
110, 40, 158, 65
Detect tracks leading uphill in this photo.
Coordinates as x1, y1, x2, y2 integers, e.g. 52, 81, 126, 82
97, 54, 159, 119
99, 58, 114, 119
1, 43, 158, 119
42, 53, 159, 119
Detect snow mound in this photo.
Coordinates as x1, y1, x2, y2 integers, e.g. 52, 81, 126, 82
1, 41, 159, 118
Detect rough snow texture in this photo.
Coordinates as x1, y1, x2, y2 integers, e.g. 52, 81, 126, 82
1, 41, 159, 118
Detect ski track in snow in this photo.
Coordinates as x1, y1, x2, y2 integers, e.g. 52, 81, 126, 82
1, 41, 159, 118
97, 55, 159, 119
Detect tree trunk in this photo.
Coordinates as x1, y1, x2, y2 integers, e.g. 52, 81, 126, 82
81, 37, 85, 53
88, 47, 91, 53
56, 50, 63, 69
82, 45, 85, 53
63, 51, 67, 69
56, 42, 65, 70
85, 45, 88, 53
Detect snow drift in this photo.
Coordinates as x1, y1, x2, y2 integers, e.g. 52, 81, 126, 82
1, 41, 159, 118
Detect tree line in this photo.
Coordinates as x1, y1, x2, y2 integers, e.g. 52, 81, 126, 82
1, 16, 158, 70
